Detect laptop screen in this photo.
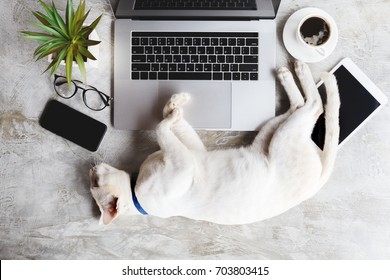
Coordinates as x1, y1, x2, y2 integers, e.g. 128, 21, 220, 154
116, 0, 280, 19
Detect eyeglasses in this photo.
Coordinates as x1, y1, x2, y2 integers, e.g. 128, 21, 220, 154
53, 74, 113, 111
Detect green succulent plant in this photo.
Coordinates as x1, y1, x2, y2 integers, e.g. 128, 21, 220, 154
21, 0, 102, 86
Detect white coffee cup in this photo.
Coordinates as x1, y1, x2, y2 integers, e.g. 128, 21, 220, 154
296, 14, 334, 57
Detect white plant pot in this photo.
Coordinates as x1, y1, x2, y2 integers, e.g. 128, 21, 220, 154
48, 29, 99, 69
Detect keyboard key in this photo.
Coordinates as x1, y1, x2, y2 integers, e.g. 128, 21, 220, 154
189, 47, 197, 54
169, 72, 212, 80
213, 73, 223, 80
145, 46, 153, 54
180, 47, 188, 54
228, 38, 236, 46
160, 64, 168, 71
156, 55, 164, 62
146, 55, 155, 62
149, 37, 157, 45
250, 73, 258, 80
182, 55, 190, 63
171, 46, 180, 54
153, 46, 162, 54
241, 73, 249, 80
158, 38, 166, 45
132, 37, 140, 45
141, 72, 148, 79
208, 55, 216, 63
217, 55, 225, 63
246, 38, 258, 46
202, 38, 210, 46
244, 55, 258, 63
158, 72, 168, 80
132, 64, 150, 71
175, 38, 184, 45
237, 38, 245, 46
204, 64, 212, 71
200, 55, 208, 63
186, 64, 194, 71
190, 55, 199, 63
223, 47, 232, 54
233, 73, 240, 80
178, 64, 186, 71
149, 72, 157, 79
141, 37, 148, 45
220, 38, 228, 46
197, 47, 206, 54
224, 73, 232, 80
195, 64, 203, 71
132, 46, 144, 54
239, 64, 258, 72
206, 47, 214, 54
250, 47, 258, 54
132, 72, 140, 79
132, 55, 146, 62
162, 47, 170, 54
184, 38, 192, 45
193, 38, 201, 45
169, 64, 177, 71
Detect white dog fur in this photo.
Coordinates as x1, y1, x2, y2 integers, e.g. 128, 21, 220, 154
90, 61, 340, 225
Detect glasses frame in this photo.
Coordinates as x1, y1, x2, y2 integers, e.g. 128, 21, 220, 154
53, 74, 113, 111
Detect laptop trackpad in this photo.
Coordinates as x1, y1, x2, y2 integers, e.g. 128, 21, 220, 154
158, 82, 232, 129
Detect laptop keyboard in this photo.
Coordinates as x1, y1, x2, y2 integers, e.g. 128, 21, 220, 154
131, 32, 259, 81
134, 0, 257, 10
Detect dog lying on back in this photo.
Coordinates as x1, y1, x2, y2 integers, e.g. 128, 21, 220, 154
90, 61, 340, 225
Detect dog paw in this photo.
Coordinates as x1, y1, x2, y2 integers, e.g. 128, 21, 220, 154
163, 93, 190, 118
276, 66, 293, 84
294, 60, 309, 80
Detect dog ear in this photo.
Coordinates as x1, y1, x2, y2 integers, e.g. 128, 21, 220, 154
100, 196, 118, 225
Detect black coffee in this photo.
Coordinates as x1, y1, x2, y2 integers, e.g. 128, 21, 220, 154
299, 17, 330, 46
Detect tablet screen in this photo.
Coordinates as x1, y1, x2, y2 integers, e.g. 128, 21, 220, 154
312, 65, 381, 149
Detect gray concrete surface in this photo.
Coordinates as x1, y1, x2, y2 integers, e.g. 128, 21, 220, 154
1, 0, 390, 259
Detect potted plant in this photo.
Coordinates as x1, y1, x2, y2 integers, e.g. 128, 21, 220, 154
21, 0, 102, 86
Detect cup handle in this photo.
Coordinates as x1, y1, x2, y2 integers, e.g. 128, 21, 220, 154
316, 47, 326, 56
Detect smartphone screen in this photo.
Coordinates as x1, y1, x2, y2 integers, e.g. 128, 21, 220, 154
312, 65, 381, 149
39, 100, 107, 152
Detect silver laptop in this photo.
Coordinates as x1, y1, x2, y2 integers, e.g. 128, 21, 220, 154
114, 0, 280, 130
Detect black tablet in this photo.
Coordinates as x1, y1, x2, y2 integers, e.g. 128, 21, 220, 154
312, 57, 388, 149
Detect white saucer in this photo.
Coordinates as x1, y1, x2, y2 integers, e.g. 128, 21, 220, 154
283, 7, 338, 63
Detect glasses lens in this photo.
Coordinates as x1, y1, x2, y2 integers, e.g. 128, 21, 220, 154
54, 76, 76, 98
84, 89, 107, 111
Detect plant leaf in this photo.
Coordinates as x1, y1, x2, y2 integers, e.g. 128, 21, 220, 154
74, 10, 90, 35
33, 38, 66, 57
81, 15, 102, 37
51, 2, 68, 38
32, 11, 51, 26
75, 51, 86, 83
65, 46, 74, 86
78, 45, 96, 60
21, 31, 55, 42
38, 0, 55, 21
36, 41, 68, 61
66, 0, 75, 37
31, 21, 63, 38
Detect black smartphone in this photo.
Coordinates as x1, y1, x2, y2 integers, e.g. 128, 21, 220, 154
39, 100, 107, 152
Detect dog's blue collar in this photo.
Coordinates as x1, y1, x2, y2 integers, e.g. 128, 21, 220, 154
131, 173, 148, 215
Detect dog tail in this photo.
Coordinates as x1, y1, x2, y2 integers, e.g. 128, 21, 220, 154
320, 73, 340, 185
